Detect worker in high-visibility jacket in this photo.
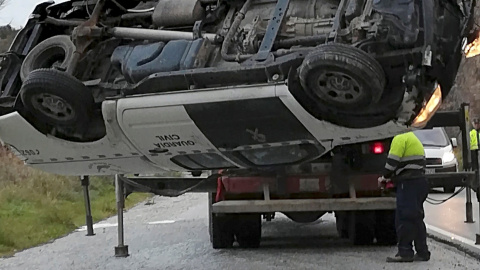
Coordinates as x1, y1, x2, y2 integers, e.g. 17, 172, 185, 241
378, 132, 430, 263
470, 118, 480, 170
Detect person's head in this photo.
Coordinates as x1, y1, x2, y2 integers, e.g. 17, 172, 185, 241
472, 118, 480, 129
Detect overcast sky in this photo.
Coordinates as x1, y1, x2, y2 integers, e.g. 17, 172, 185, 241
0, 0, 67, 28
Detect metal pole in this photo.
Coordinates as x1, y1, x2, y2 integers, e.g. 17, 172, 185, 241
461, 103, 475, 223
477, 188, 480, 244
81, 176, 95, 236
108, 27, 217, 42
114, 175, 129, 257
466, 187, 474, 223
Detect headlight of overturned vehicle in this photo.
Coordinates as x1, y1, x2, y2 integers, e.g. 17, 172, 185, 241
411, 83, 442, 128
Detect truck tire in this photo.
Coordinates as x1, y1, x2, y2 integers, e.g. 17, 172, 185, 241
211, 214, 235, 249
20, 69, 94, 128
298, 44, 385, 112
234, 214, 262, 248
20, 35, 76, 81
335, 211, 349, 238
208, 192, 215, 243
348, 211, 375, 245
374, 210, 397, 245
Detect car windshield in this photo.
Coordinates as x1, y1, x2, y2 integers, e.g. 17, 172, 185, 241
413, 128, 449, 147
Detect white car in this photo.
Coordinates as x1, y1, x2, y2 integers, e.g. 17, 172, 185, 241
413, 127, 458, 193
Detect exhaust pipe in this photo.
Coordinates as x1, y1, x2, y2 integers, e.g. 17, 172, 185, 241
108, 27, 217, 42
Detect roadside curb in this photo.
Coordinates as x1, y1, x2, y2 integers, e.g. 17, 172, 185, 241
426, 224, 480, 260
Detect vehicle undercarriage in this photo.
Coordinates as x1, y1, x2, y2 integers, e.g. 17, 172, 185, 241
0, 0, 475, 142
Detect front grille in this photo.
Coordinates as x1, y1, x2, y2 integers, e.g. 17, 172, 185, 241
426, 158, 442, 166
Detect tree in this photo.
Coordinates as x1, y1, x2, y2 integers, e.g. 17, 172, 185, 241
0, 0, 8, 10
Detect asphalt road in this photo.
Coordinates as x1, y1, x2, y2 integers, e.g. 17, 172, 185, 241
1, 193, 479, 270
425, 188, 480, 241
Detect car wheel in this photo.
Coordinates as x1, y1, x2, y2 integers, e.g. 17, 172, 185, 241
298, 44, 385, 113
287, 67, 395, 128
20, 35, 76, 81
20, 69, 94, 128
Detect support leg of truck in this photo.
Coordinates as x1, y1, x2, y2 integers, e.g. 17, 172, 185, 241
81, 175, 95, 236
465, 187, 474, 223
114, 175, 129, 257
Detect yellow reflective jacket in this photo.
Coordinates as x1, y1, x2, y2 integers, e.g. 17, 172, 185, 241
383, 132, 426, 179
470, 129, 479, 150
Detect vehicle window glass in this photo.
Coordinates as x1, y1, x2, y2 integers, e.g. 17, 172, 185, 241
413, 128, 449, 147
171, 153, 234, 170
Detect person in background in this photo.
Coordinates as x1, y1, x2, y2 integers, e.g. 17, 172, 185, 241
378, 132, 430, 263
469, 117, 480, 170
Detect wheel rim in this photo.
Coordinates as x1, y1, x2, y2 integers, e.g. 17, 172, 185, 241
31, 93, 76, 121
314, 71, 364, 105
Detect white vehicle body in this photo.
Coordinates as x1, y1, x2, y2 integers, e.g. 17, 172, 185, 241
0, 83, 409, 175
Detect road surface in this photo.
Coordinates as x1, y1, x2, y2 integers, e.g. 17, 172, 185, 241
1, 193, 479, 270
425, 188, 479, 241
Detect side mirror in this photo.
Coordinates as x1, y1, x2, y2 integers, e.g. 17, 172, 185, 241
451, 138, 458, 148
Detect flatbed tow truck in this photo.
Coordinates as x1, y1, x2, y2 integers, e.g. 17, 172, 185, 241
0, 0, 479, 257
89, 104, 479, 256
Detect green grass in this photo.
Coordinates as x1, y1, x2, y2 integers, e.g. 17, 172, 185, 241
0, 147, 150, 257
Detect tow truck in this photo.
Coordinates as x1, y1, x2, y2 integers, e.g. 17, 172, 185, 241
0, 0, 479, 255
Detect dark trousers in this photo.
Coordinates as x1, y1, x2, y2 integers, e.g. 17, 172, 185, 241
395, 177, 430, 258
471, 150, 479, 170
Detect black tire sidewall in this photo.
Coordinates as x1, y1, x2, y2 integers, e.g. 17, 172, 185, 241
20, 35, 76, 81
20, 69, 94, 127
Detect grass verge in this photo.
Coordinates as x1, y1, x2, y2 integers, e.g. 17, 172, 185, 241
0, 147, 150, 257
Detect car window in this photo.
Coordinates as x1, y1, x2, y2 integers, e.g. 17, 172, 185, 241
413, 128, 449, 147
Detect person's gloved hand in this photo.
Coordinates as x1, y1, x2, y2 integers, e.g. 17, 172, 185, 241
377, 176, 391, 188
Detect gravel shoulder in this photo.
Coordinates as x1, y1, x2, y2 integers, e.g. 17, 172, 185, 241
1, 193, 479, 270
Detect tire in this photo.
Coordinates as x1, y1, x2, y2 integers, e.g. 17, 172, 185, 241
335, 211, 349, 238
348, 211, 375, 245
20, 35, 76, 81
374, 210, 397, 245
211, 214, 235, 249
20, 69, 94, 127
288, 58, 394, 129
443, 185, 456, 193
234, 214, 262, 248
298, 43, 385, 113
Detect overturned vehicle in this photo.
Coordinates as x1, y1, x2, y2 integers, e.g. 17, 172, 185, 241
0, 0, 477, 175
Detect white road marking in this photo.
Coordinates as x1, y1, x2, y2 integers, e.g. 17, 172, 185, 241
426, 223, 480, 253
76, 223, 118, 232
147, 220, 176, 225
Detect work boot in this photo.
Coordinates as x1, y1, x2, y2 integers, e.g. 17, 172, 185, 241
386, 255, 414, 263
413, 253, 430, 262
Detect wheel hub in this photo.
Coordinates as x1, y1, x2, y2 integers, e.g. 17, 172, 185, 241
316, 72, 363, 104
31, 93, 75, 121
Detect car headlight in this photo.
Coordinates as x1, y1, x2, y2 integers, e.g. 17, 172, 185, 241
442, 151, 455, 164
412, 83, 442, 128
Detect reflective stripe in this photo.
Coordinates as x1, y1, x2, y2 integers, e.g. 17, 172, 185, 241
403, 164, 424, 170
387, 154, 400, 161
400, 155, 425, 162
385, 163, 396, 171
396, 164, 424, 175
